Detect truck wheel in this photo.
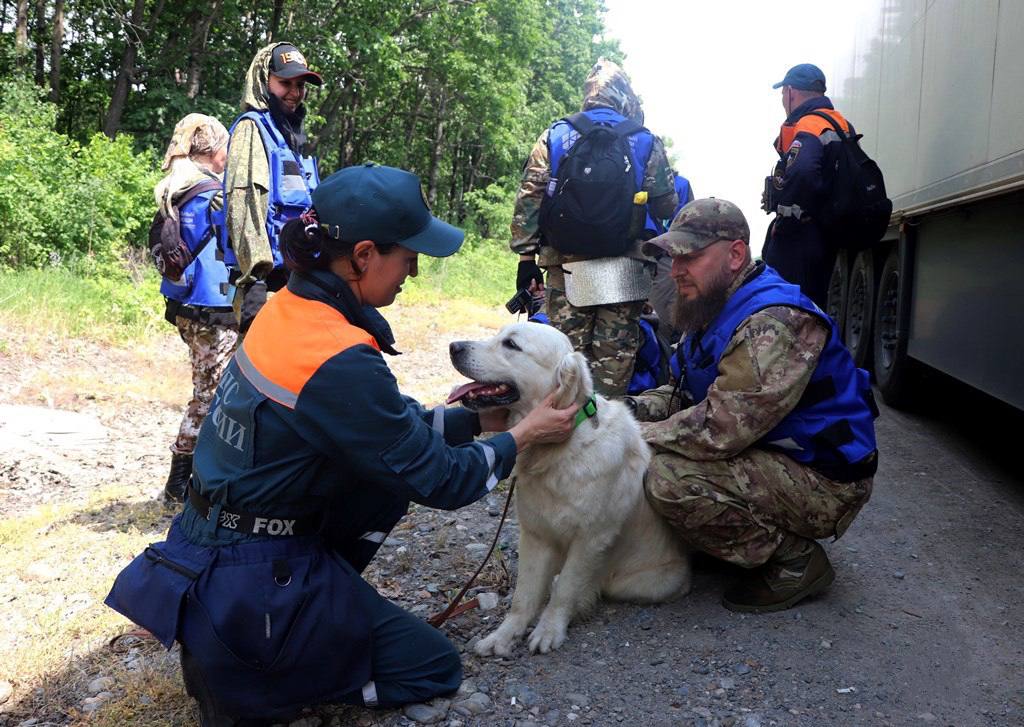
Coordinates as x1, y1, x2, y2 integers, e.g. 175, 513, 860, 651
844, 250, 874, 369
826, 250, 848, 335
873, 248, 917, 407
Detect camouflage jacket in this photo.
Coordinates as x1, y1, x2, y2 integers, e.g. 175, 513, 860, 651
510, 126, 677, 267
629, 263, 830, 460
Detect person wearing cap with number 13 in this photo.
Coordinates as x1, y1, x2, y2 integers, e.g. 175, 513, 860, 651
217, 42, 324, 335
106, 164, 579, 724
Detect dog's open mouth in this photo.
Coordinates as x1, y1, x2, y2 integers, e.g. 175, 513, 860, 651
446, 381, 520, 410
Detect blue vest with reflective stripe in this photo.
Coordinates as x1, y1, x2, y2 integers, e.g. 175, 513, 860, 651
160, 190, 234, 308
677, 265, 876, 470
216, 110, 319, 270
547, 108, 660, 236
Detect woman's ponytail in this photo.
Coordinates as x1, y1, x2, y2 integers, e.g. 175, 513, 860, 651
280, 206, 400, 274
280, 217, 328, 273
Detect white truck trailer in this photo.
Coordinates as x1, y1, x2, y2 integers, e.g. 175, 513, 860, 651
824, 0, 1024, 410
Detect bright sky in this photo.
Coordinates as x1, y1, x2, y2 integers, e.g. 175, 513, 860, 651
603, 0, 850, 255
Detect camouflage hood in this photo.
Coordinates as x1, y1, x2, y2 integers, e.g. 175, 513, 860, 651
240, 42, 287, 112
154, 113, 227, 219
580, 58, 644, 124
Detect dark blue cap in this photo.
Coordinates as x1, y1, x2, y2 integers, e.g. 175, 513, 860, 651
311, 163, 464, 257
772, 63, 826, 92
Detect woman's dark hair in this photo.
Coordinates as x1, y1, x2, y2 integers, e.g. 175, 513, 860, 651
279, 217, 397, 273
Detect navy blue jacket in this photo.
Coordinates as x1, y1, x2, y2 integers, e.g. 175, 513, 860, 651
181, 270, 516, 545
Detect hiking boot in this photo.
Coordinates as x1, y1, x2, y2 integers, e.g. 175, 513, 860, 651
721, 534, 835, 613
163, 452, 193, 503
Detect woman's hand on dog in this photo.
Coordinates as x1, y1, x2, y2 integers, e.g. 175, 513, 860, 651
508, 393, 580, 450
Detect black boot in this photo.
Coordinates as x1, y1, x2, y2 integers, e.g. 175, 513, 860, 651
163, 453, 193, 503
721, 534, 835, 613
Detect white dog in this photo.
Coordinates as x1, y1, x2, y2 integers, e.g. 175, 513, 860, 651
448, 322, 691, 655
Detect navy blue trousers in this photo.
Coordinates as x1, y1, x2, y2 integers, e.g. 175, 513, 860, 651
762, 218, 836, 309
327, 488, 462, 709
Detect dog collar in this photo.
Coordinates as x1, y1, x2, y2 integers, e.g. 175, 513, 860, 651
573, 395, 598, 429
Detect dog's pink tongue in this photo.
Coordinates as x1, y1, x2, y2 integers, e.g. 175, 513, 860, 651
447, 381, 487, 404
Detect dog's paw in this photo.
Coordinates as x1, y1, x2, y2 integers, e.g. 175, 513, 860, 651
527, 618, 568, 654
474, 630, 517, 658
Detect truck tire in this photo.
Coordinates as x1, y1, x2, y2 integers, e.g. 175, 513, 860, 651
844, 250, 874, 369
826, 250, 849, 336
873, 248, 918, 407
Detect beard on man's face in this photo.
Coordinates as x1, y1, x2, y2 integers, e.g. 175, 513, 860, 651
672, 264, 733, 335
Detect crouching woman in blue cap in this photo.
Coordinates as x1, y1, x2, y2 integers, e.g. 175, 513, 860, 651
106, 163, 578, 724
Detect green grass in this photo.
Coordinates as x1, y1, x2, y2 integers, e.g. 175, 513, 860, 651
0, 264, 166, 343
403, 233, 517, 308
0, 236, 516, 343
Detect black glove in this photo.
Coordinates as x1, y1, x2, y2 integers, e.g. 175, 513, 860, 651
516, 259, 544, 291
239, 280, 268, 335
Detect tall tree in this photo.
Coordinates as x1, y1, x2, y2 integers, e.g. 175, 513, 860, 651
102, 0, 164, 138
185, 0, 222, 99
48, 0, 64, 102
14, 0, 29, 66
33, 0, 45, 84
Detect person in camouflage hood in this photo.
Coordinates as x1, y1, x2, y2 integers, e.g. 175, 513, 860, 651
511, 58, 677, 397
223, 42, 323, 334
153, 114, 238, 504
627, 198, 878, 613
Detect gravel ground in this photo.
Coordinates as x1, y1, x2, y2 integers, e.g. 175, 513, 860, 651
1, 307, 1022, 727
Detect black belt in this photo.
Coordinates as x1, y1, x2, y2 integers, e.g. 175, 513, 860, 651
165, 299, 237, 328
187, 486, 322, 537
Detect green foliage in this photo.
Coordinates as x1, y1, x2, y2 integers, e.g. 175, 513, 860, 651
0, 78, 158, 271
462, 182, 516, 240
404, 234, 516, 308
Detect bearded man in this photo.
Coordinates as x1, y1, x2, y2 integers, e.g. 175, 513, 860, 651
624, 198, 878, 613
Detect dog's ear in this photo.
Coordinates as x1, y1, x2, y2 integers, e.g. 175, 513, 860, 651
553, 351, 592, 408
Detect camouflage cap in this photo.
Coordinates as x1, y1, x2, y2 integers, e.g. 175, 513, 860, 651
643, 198, 750, 257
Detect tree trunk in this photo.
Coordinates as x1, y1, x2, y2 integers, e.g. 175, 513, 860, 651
426, 89, 447, 209
103, 0, 163, 138
402, 77, 427, 166
337, 92, 361, 168
14, 0, 29, 67
269, 0, 283, 41
185, 1, 221, 99
49, 0, 64, 102
33, 0, 46, 85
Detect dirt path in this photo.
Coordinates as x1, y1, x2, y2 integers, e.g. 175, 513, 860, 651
1, 307, 1022, 727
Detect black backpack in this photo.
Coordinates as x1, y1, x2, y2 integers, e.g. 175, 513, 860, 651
808, 111, 893, 250
539, 113, 644, 257
149, 178, 221, 282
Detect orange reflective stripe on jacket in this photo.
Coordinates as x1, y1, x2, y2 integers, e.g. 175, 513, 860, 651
776, 108, 851, 154
240, 288, 380, 407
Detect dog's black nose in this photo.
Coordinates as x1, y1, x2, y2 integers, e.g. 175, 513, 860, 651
450, 341, 467, 358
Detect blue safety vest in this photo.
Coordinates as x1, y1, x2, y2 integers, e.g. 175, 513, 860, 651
160, 189, 234, 308
215, 110, 320, 270
547, 107, 660, 237
676, 265, 877, 473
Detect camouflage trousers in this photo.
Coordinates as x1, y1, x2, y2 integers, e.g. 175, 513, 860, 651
545, 266, 645, 397
171, 316, 238, 455
644, 448, 872, 568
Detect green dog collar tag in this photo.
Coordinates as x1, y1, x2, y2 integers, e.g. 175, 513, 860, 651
572, 395, 598, 429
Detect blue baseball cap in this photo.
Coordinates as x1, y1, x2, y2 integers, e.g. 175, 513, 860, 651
311, 163, 464, 257
772, 63, 827, 93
